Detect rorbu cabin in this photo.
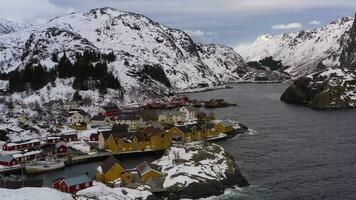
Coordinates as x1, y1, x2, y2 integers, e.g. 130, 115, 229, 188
0, 155, 18, 166
215, 120, 234, 134
105, 131, 147, 153
98, 104, 120, 117
142, 127, 172, 150
46, 136, 61, 144
168, 126, 191, 142
52, 175, 93, 194
13, 150, 42, 162
2, 139, 41, 151
55, 141, 68, 156
60, 132, 78, 142
136, 161, 162, 183
96, 156, 132, 184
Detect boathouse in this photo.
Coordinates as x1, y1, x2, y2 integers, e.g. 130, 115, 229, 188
0, 155, 18, 166
52, 175, 93, 194
13, 150, 42, 162
2, 139, 41, 151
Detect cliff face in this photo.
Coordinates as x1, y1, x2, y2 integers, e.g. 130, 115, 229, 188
281, 67, 356, 109
153, 142, 249, 199
340, 13, 356, 69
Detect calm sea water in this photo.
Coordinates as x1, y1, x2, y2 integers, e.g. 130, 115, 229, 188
26, 83, 356, 199
186, 83, 356, 200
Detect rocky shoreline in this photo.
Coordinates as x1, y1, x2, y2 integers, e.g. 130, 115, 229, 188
281, 67, 356, 109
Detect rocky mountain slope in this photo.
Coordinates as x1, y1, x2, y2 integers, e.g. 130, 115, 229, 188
0, 8, 287, 104
0, 18, 31, 35
236, 16, 354, 77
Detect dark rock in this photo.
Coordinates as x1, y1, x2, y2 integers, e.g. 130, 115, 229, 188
280, 77, 311, 104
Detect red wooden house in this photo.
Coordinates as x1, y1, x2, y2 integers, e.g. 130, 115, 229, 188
98, 105, 120, 117
89, 133, 99, 142
46, 136, 61, 144
2, 139, 41, 151
13, 150, 42, 162
52, 175, 93, 193
60, 133, 78, 142
55, 141, 68, 155
0, 155, 18, 166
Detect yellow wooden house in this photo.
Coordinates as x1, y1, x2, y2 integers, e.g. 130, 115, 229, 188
136, 161, 162, 183
105, 128, 172, 153
215, 120, 234, 134
96, 156, 132, 184
168, 121, 217, 142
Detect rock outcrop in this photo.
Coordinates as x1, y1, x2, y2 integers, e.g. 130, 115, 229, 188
281, 67, 356, 109
153, 141, 248, 199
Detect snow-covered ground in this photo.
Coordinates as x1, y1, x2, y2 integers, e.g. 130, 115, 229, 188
236, 17, 354, 77
0, 182, 153, 200
153, 141, 234, 189
0, 187, 73, 200
67, 140, 91, 154
76, 182, 153, 200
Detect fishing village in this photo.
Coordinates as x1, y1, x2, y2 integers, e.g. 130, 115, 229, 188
0, 95, 246, 194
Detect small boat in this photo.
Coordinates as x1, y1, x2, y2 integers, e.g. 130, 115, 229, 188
25, 160, 65, 174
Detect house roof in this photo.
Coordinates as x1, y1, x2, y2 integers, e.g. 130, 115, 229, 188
141, 127, 162, 136
136, 162, 160, 176
112, 131, 147, 142
175, 125, 191, 133
55, 141, 67, 148
101, 104, 119, 111
180, 106, 197, 112
0, 155, 15, 162
76, 110, 90, 117
149, 121, 164, 130
63, 175, 92, 186
219, 120, 233, 127
99, 130, 112, 140
117, 114, 140, 121
61, 132, 77, 138
101, 156, 123, 174
111, 124, 129, 134
91, 115, 107, 121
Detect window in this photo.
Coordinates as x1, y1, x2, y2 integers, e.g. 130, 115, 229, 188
76, 185, 79, 190
85, 183, 89, 187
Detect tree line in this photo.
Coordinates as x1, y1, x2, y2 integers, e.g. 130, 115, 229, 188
8, 50, 120, 93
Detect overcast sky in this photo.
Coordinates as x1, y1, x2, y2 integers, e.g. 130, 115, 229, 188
0, 0, 355, 47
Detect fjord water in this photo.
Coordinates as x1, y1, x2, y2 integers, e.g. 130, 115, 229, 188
187, 83, 356, 200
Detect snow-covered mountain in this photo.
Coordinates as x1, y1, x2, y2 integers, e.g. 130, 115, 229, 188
236, 16, 355, 77
0, 8, 278, 103
0, 18, 31, 35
